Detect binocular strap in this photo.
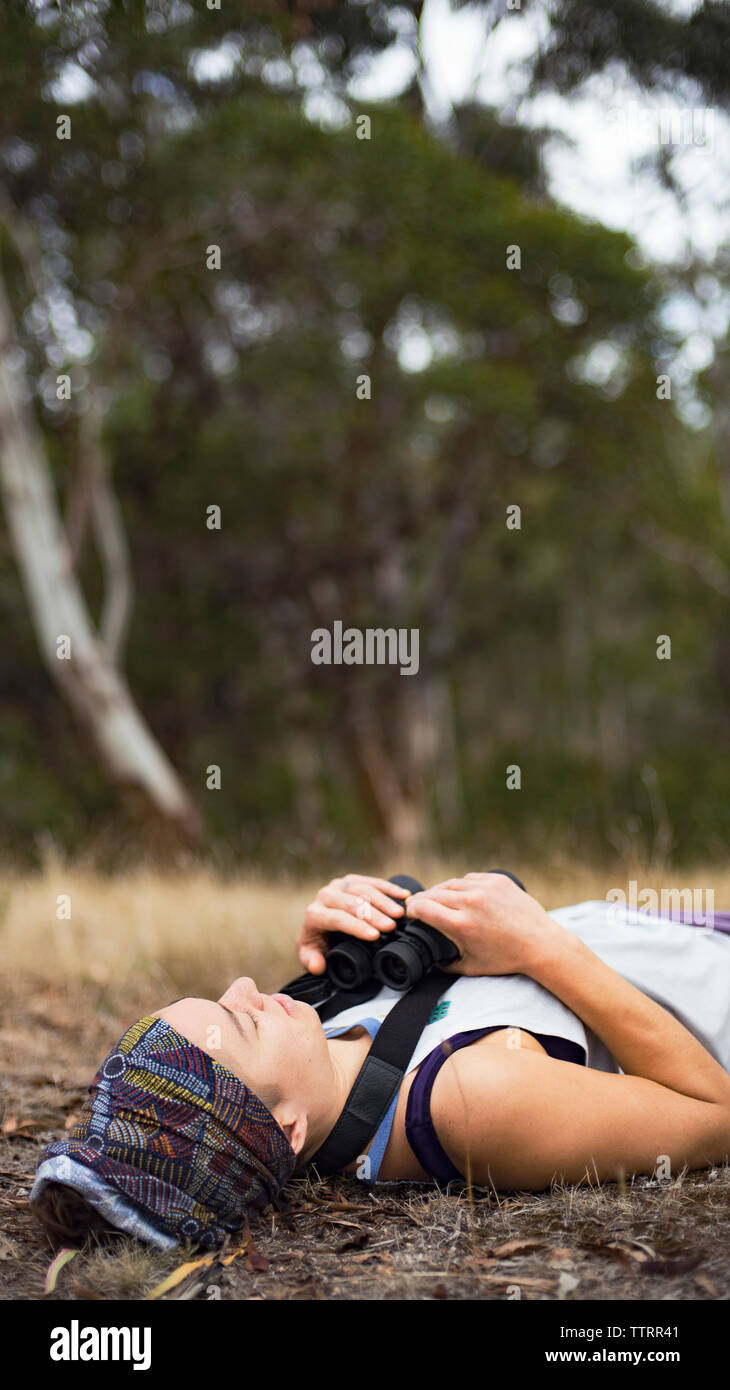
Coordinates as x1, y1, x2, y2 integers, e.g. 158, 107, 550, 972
307, 968, 451, 1178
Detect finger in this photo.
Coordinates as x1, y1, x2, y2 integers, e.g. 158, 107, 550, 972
305, 902, 381, 941
343, 878, 406, 922
341, 881, 407, 920
299, 945, 327, 974
322, 889, 398, 931
406, 893, 463, 930
414, 884, 468, 908
339, 874, 409, 898
298, 921, 328, 953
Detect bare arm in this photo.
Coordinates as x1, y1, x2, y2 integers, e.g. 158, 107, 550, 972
524, 925, 730, 1104
408, 874, 730, 1185
431, 1045, 730, 1188
408, 873, 730, 1103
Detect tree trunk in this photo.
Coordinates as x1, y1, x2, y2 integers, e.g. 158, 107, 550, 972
0, 267, 202, 844
347, 685, 427, 857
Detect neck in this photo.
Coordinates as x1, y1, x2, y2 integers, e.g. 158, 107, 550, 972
298, 1030, 373, 1167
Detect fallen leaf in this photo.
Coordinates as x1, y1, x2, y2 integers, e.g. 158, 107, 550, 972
625, 1239, 657, 1258
492, 1239, 545, 1258
45, 1248, 78, 1294
482, 1274, 556, 1292
336, 1231, 370, 1254
242, 1213, 269, 1272
146, 1253, 217, 1301
2, 1116, 47, 1135
588, 1240, 652, 1265
177, 1279, 210, 1301
585, 1239, 700, 1276
642, 1254, 703, 1276
557, 1271, 580, 1299
220, 1245, 248, 1268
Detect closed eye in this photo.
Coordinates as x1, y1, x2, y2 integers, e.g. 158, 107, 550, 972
219, 1003, 257, 1040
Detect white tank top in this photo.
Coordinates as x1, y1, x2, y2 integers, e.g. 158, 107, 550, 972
321, 900, 730, 1076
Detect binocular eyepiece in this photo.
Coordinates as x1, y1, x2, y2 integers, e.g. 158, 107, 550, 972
325, 869, 526, 993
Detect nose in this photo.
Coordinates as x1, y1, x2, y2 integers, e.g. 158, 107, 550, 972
219, 977, 266, 1012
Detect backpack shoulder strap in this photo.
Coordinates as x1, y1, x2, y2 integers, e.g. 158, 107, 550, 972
307, 968, 450, 1178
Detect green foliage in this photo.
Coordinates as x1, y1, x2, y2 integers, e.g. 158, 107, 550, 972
0, 1, 727, 868
532, 0, 730, 105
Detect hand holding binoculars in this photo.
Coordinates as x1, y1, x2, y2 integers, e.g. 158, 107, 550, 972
325, 869, 526, 993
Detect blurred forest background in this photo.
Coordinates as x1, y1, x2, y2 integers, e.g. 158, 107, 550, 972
1, 0, 729, 874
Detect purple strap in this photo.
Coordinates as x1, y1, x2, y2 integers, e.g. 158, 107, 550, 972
405, 1028, 585, 1183
658, 909, 730, 935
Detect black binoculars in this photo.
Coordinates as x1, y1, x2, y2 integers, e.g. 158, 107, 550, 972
326, 869, 526, 993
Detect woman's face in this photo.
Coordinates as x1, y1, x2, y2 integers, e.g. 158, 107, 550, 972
156, 978, 331, 1158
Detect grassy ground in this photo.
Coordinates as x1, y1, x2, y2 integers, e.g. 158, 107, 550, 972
1, 860, 729, 1302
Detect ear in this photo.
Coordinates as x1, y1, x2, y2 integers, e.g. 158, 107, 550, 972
271, 1105, 308, 1156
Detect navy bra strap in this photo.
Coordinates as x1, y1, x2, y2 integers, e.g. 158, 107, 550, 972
405, 1028, 495, 1182
405, 1028, 586, 1183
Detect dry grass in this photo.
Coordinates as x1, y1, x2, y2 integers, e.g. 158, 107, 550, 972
3, 855, 728, 999
1, 858, 729, 1301
0, 860, 312, 1004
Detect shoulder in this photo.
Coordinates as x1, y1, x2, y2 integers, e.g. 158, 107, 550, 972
428, 1044, 531, 1177
428, 1043, 730, 1190
428, 1042, 592, 1187
430, 1038, 533, 1116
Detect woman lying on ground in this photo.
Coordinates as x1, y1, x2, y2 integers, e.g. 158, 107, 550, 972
30, 871, 730, 1250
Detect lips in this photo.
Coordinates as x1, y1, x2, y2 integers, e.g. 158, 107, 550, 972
270, 993, 294, 1017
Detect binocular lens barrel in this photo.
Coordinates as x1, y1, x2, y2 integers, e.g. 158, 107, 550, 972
326, 937, 376, 991
374, 938, 423, 991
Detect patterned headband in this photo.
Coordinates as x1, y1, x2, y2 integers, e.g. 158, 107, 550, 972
30, 1014, 297, 1249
